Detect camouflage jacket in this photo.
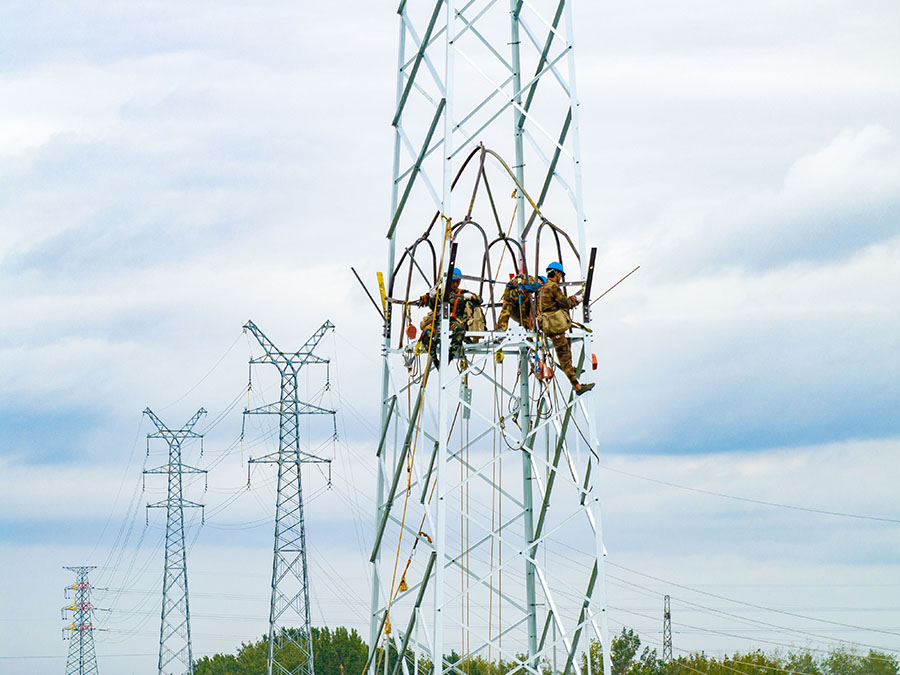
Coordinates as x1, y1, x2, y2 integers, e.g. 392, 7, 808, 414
538, 278, 580, 315
419, 287, 483, 330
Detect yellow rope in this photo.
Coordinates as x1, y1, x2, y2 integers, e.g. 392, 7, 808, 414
378, 212, 453, 650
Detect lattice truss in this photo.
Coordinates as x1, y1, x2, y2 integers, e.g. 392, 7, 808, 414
63, 566, 100, 675
245, 320, 335, 675
371, 3, 611, 675
144, 408, 207, 675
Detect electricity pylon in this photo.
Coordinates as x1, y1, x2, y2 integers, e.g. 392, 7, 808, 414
662, 595, 672, 663
62, 566, 100, 675
244, 320, 334, 675
370, 3, 611, 675
143, 407, 207, 675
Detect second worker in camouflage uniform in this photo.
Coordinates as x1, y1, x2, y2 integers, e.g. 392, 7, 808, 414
417, 267, 484, 366
537, 262, 594, 395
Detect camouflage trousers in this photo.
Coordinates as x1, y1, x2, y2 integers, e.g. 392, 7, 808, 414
496, 300, 534, 331
550, 333, 578, 385
420, 318, 467, 367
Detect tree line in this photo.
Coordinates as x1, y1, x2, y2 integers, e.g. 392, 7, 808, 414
193, 626, 899, 675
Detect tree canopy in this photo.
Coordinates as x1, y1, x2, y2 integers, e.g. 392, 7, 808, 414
194, 625, 899, 675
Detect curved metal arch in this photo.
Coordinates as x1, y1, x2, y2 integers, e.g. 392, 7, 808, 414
534, 218, 581, 279
450, 218, 492, 299
483, 235, 530, 327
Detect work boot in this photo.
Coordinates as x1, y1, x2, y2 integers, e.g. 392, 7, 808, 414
575, 382, 595, 395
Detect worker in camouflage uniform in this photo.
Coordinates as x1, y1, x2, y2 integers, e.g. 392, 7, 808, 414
538, 261, 594, 395
496, 274, 546, 331
417, 267, 484, 366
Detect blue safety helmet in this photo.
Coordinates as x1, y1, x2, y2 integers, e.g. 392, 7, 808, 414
451, 267, 462, 280
537, 275, 547, 285
546, 262, 565, 276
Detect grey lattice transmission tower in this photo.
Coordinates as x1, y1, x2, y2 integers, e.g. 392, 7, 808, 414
143, 407, 207, 675
62, 566, 100, 675
663, 595, 672, 663
244, 319, 334, 675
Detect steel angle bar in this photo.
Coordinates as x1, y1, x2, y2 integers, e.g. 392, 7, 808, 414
523, 111, 571, 235
445, 445, 527, 507
525, 504, 587, 556
390, 100, 447, 238
419, 440, 439, 502
522, 125, 576, 203
523, 126, 576, 201
399, 11, 447, 98
563, 561, 598, 675
538, 610, 554, 653
441, 534, 533, 615
400, 75, 442, 113
394, 0, 445, 127
450, 0, 500, 45
528, 444, 592, 512
533, 568, 574, 655
580, 458, 591, 505
517, 14, 571, 97
457, 34, 572, 137
389, 552, 437, 675
533, 394, 574, 539
398, 0, 480, 76
584, 605, 604, 642
439, 527, 533, 612
517, 0, 567, 127
520, 0, 568, 41
363, 610, 391, 674
387, 368, 424, 400
370, 387, 425, 560
451, 48, 573, 160
384, 507, 439, 555
440, 615, 531, 663
444, 445, 527, 508
377, 396, 399, 458
515, 394, 577, 449
446, 73, 515, 151
446, 423, 494, 457
455, 7, 514, 74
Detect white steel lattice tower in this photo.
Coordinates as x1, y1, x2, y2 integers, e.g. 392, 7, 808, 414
370, 3, 612, 675
244, 320, 334, 675
143, 408, 207, 675
62, 566, 100, 675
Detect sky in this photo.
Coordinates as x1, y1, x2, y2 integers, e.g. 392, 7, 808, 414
1, 1, 899, 674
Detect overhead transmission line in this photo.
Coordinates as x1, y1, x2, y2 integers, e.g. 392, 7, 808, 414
599, 464, 900, 524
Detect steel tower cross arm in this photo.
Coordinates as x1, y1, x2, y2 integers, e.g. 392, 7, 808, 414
244, 319, 333, 367
143, 407, 207, 438
245, 401, 336, 416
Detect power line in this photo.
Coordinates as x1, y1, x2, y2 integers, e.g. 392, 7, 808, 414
599, 464, 900, 523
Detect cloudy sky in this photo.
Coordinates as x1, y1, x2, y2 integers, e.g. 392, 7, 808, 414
1, 1, 899, 674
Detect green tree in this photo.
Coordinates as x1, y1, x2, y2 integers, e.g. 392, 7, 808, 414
195, 626, 369, 675
580, 627, 664, 675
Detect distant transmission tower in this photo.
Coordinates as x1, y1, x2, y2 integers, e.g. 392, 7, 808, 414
62, 565, 99, 675
143, 407, 207, 675
662, 595, 672, 663
244, 320, 334, 675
